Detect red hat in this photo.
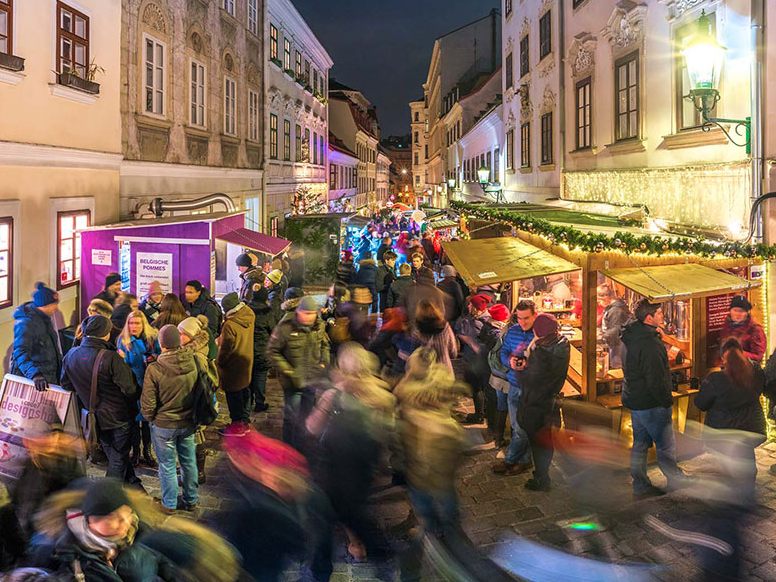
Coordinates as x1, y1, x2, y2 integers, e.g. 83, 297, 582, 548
488, 303, 510, 322
533, 312, 559, 337
469, 294, 491, 312
225, 431, 309, 477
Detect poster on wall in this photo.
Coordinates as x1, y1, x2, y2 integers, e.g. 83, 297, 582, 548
136, 252, 173, 297
0, 375, 82, 480
91, 249, 112, 266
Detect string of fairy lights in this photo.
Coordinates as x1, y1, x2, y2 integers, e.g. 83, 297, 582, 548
450, 201, 776, 260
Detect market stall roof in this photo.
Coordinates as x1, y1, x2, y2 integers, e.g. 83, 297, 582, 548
82, 211, 245, 231
216, 228, 290, 256
604, 263, 759, 302
443, 237, 580, 287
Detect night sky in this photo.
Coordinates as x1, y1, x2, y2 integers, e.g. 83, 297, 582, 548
293, 0, 500, 137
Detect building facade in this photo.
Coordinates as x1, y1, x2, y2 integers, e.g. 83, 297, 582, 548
120, 0, 265, 224
381, 136, 413, 199
0, 0, 122, 354
264, 0, 332, 232
455, 103, 505, 202
420, 9, 502, 208
376, 148, 391, 205
329, 80, 382, 211
410, 98, 428, 196
328, 133, 359, 211
501, 0, 561, 201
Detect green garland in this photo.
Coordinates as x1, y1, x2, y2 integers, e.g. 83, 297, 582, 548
451, 201, 776, 260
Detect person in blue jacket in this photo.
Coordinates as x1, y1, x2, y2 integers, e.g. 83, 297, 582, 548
492, 300, 536, 476
117, 310, 160, 467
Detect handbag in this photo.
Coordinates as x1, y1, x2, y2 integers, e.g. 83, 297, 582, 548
83, 350, 107, 460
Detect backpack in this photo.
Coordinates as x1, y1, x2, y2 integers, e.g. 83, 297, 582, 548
207, 297, 224, 336
488, 334, 509, 380
191, 357, 218, 426
319, 391, 379, 460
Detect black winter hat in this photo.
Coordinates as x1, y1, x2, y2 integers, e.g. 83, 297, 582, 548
104, 273, 121, 289
284, 287, 305, 301
235, 253, 253, 268
82, 314, 113, 338
729, 295, 752, 312
82, 478, 131, 517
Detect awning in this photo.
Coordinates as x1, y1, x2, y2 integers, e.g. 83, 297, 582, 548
216, 228, 290, 256
428, 219, 458, 229
604, 263, 759, 302
442, 237, 580, 287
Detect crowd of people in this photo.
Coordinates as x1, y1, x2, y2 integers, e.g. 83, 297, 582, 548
1, 212, 775, 580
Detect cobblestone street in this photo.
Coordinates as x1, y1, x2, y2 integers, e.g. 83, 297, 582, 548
91, 379, 776, 582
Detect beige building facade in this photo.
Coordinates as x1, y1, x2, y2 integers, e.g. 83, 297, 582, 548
120, 0, 265, 224
410, 98, 428, 197
0, 0, 123, 360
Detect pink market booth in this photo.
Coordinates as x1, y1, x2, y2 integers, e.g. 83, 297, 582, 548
79, 211, 290, 316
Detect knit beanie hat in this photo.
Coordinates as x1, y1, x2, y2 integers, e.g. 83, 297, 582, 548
297, 296, 319, 312
729, 295, 752, 312
235, 253, 253, 268
158, 324, 181, 349
469, 294, 490, 312
532, 312, 559, 337
221, 292, 240, 313
82, 479, 131, 517
32, 282, 59, 307
82, 315, 112, 338
284, 287, 305, 302
488, 303, 510, 322
267, 270, 283, 285
177, 317, 203, 340
104, 273, 121, 289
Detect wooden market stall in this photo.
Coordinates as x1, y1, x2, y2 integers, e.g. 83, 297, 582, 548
443, 229, 763, 437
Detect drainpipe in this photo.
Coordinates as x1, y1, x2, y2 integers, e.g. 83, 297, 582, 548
136, 193, 237, 218
751, 0, 764, 242
558, 0, 566, 199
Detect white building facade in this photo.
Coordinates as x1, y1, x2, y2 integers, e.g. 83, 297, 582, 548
376, 149, 391, 206
455, 104, 505, 202
264, 0, 332, 232
328, 137, 359, 211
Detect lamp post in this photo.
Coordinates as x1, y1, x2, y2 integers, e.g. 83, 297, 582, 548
447, 177, 457, 201
477, 165, 504, 204
682, 6, 763, 243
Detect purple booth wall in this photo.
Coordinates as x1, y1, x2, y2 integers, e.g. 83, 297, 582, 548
79, 216, 243, 320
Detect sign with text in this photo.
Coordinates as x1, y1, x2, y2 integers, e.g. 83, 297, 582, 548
706, 292, 736, 368
91, 249, 112, 266
136, 252, 173, 297
0, 375, 82, 480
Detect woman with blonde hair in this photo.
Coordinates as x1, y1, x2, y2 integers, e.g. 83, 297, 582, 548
117, 310, 160, 467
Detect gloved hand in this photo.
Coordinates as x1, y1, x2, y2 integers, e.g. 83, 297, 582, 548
33, 375, 49, 392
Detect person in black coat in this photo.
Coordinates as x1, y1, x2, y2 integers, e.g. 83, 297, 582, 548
61, 315, 142, 487
287, 248, 306, 289
182, 280, 222, 346
388, 263, 414, 308
515, 313, 570, 492
353, 257, 378, 311
376, 235, 393, 264
249, 287, 275, 413
93, 273, 123, 307
410, 252, 435, 286
437, 265, 464, 323
336, 249, 355, 286
697, 337, 766, 503
375, 251, 397, 313
11, 282, 62, 391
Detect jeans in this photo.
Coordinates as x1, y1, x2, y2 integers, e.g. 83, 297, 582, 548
100, 424, 141, 485
225, 387, 251, 424
630, 406, 682, 494
505, 383, 532, 465
409, 488, 459, 535
249, 360, 269, 407
151, 425, 198, 509
282, 387, 316, 448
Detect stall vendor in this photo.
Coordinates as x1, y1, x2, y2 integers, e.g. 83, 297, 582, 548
598, 284, 631, 369
720, 295, 766, 363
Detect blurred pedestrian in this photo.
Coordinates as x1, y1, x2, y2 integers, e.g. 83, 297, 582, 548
116, 310, 160, 468
216, 293, 256, 437
280, 287, 305, 314
483, 303, 511, 446
142, 325, 202, 513
61, 315, 142, 488
720, 295, 766, 363
376, 235, 393, 265
336, 249, 355, 286
375, 250, 397, 313
249, 287, 275, 413
437, 265, 464, 323
516, 313, 570, 492
622, 299, 687, 499
456, 294, 492, 425
387, 263, 413, 308
267, 297, 330, 447
412, 299, 458, 374
353, 256, 378, 312
111, 293, 139, 332
12, 282, 61, 392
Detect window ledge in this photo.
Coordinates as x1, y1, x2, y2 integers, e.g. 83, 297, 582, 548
184, 124, 210, 139
49, 83, 98, 104
0, 67, 24, 86
135, 112, 172, 131
569, 146, 598, 157
539, 163, 556, 172
519, 167, 533, 174
506, 168, 516, 175
221, 133, 240, 145
604, 138, 646, 155
659, 126, 729, 150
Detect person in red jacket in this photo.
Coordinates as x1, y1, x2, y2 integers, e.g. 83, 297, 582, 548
720, 295, 766, 363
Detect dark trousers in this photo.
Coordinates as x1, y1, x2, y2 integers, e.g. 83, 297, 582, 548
130, 421, 152, 457
249, 360, 269, 407
225, 387, 251, 424
101, 424, 141, 485
528, 428, 554, 485
282, 387, 316, 449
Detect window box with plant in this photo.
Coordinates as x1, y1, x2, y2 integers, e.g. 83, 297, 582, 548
284, 67, 295, 77
270, 56, 282, 68
304, 84, 313, 93
58, 59, 103, 94
295, 74, 305, 86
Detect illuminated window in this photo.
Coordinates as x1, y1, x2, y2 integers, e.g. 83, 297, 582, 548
576, 77, 591, 149
284, 37, 291, 70
283, 119, 291, 160
270, 24, 278, 61
0, 218, 12, 307
505, 0, 512, 17
57, 2, 88, 77
57, 210, 89, 289
295, 50, 302, 78
615, 51, 639, 141
0, 0, 13, 56
270, 216, 279, 237
270, 113, 278, 159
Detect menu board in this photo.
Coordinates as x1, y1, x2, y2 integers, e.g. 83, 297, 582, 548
706, 293, 736, 368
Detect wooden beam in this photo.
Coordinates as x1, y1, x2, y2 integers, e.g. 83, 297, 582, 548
581, 259, 598, 402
